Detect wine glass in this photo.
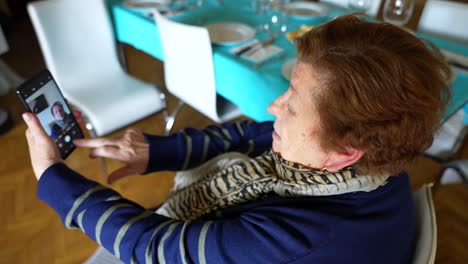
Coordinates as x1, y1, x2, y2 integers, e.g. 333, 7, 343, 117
348, 0, 371, 13
186, 0, 204, 9
383, 0, 415, 26
264, 0, 289, 38
252, 0, 270, 32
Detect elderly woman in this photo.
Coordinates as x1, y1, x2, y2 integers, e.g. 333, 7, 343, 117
24, 15, 450, 263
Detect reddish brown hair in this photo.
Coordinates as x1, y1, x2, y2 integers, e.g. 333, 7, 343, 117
295, 15, 451, 175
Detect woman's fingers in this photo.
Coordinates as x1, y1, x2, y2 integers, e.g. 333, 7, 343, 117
107, 165, 134, 184
23, 113, 48, 138
72, 109, 85, 128
89, 145, 125, 160
74, 137, 117, 148
22, 112, 62, 180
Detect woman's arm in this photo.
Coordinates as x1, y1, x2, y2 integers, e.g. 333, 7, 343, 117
144, 120, 273, 173
38, 163, 312, 264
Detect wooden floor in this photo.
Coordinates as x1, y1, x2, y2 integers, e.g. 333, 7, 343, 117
0, 17, 466, 264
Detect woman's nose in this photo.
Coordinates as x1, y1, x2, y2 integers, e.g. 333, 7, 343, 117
268, 92, 287, 116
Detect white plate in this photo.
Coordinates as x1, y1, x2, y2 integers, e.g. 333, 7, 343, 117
123, 0, 171, 10
284, 2, 329, 19
282, 58, 297, 80
205, 22, 256, 45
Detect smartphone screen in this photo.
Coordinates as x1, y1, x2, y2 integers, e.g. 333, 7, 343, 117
16, 70, 84, 159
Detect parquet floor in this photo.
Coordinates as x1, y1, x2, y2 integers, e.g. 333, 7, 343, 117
0, 17, 466, 264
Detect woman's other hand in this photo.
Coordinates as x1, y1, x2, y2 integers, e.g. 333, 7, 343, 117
69, 103, 85, 130
73, 129, 149, 184
23, 113, 63, 180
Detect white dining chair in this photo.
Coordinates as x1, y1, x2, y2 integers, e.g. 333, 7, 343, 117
439, 160, 468, 185
425, 107, 467, 162
417, 0, 468, 45
412, 184, 437, 264
27, 0, 166, 137
319, 0, 382, 17
153, 11, 242, 135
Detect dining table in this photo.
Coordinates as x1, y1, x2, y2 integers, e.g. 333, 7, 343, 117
107, 0, 468, 123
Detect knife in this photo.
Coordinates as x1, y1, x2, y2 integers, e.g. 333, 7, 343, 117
441, 49, 468, 71
448, 61, 468, 72
236, 37, 274, 57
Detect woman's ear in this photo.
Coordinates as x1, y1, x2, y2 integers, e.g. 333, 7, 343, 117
323, 147, 364, 172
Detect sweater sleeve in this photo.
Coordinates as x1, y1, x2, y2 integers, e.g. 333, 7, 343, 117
143, 121, 273, 173
38, 163, 316, 264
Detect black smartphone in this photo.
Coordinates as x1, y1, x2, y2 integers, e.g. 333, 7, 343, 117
16, 70, 84, 159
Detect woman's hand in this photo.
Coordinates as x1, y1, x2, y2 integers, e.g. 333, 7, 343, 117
73, 129, 149, 184
23, 113, 63, 180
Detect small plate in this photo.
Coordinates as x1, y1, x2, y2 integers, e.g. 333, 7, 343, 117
282, 58, 297, 80
123, 0, 171, 10
284, 2, 329, 19
205, 22, 256, 45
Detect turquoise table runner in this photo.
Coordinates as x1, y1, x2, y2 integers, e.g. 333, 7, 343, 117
109, 0, 468, 122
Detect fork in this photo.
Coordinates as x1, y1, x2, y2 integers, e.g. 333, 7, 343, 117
236, 37, 275, 57
243, 37, 276, 57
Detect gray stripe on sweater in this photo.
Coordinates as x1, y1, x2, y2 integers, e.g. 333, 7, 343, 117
65, 185, 106, 228
198, 221, 213, 264
157, 223, 181, 264
145, 220, 176, 264
114, 210, 154, 258
95, 204, 132, 245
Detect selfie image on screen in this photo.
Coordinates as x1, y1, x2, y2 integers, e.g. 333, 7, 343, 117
27, 94, 49, 114
25, 81, 74, 141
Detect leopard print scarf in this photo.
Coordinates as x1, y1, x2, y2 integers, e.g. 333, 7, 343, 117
156, 150, 389, 220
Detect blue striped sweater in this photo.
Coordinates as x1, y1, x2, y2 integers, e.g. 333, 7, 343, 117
38, 121, 415, 263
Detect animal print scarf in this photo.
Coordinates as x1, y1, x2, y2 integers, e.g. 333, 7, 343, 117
156, 150, 389, 220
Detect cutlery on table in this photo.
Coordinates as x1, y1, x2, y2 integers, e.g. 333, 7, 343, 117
448, 61, 468, 72
235, 37, 275, 57
441, 49, 468, 72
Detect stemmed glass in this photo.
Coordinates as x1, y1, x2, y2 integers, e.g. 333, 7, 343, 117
252, 0, 271, 32
348, 0, 371, 13
383, 0, 415, 26
186, 0, 204, 10
264, 0, 289, 38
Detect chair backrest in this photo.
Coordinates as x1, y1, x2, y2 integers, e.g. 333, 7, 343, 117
27, 0, 123, 99
154, 11, 220, 122
417, 0, 468, 44
319, 0, 382, 17
412, 185, 437, 264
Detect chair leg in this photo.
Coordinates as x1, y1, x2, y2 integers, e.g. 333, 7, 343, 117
116, 42, 128, 72
163, 99, 185, 135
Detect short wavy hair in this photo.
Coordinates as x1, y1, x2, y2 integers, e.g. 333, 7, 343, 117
295, 15, 451, 175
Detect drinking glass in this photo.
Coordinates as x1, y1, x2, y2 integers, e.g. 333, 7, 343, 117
264, 0, 289, 37
252, 0, 270, 32
186, 0, 204, 9
348, 0, 371, 13
383, 0, 415, 26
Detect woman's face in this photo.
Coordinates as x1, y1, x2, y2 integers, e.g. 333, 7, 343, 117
268, 61, 330, 169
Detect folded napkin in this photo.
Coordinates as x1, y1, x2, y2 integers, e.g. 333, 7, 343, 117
242, 45, 284, 63
230, 39, 284, 63
123, 0, 183, 17
441, 49, 468, 74
230, 39, 260, 55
